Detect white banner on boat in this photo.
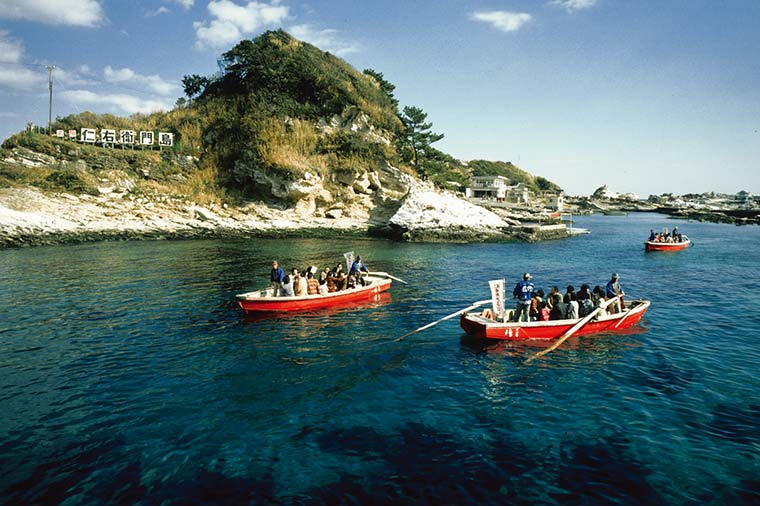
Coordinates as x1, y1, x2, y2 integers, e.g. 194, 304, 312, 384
343, 251, 354, 274
489, 279, 506, 321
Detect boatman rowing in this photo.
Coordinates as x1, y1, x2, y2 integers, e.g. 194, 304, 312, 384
350, 255, 369, 276
512, 272, 535, 322
270, 260, 285, 296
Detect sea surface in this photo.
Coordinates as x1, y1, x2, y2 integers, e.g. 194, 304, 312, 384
1, 212, 758, 505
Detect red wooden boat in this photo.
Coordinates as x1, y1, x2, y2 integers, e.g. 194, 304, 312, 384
236, 274, 393, 313
460, 300, 650, 340
645, 239, 691, 251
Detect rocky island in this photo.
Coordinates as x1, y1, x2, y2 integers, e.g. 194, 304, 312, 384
0, 31, 569, 249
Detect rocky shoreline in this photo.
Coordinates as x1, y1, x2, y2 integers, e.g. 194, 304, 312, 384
0, 186, 572, 249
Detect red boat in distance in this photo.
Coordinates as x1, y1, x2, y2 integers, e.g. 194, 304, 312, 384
645, 238, 691, 252
236, 273, 394, 313
460, 300, 650, 340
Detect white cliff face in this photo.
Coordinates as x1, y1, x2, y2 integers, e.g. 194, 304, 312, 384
389, 187, 509, 236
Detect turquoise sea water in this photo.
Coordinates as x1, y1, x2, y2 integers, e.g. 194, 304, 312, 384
1, 212, 758, 505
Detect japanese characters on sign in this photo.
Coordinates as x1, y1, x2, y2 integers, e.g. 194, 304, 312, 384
140, 131, 155, 146
158, 132, 174, 147
55, 130, 64, 138
80, 128, 96, 143
119, 130, 135, 145
68, 127, 175, 147
101, 129, 116, 144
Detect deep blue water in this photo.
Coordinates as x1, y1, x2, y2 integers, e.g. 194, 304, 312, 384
1, 212, 759, 505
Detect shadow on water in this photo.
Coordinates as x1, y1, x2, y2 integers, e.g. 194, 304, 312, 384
632, 352, 694, 396
551, 435, 665, 506
682, 402, 760, 447
2, 426, 757, 506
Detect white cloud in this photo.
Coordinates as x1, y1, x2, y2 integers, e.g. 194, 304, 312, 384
549, 0, 598, 12
0, 30, 23, 63
147, 6, 170, 17
193, 0, 289, 50
167, 0, 194, 8
103, 66, 178, 96
0, 31, 45, 89
289, 24, 359, 56
60, 89, 173, 115
471, 11, 532, 33
0, 0, 104, 27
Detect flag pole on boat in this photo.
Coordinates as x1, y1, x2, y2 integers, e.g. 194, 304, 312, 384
395, 299, 492, 342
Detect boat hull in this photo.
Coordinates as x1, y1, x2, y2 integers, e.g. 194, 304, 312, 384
460, 300, 650, 340
645, 240, 691, 251
236, 277, 392, 313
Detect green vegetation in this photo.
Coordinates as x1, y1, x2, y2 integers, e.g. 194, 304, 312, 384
468, 160, 562, 193
1, 30, 560, 203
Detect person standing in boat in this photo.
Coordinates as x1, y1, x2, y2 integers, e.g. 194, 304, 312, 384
270, 260, 285, 296
605, 273, 625, 313
511, 273, 535, 322
648, 229, 656, 241
350, 255, 369, 284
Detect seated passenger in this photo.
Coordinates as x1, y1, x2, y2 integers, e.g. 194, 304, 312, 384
530, 289, 544, 321
577, 284, 594, 317
293, 269, 308, 296
549, 294, 567, 320
281, 274, 295, 297
539, 301, 550, 321
648, 229, 656, 241
564, 293, 578, 319
331, 263, 347, 290
319, 266, 331, 284
306, 271, 319, 295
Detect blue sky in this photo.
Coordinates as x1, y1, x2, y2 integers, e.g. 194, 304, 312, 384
0, 0, 758, 196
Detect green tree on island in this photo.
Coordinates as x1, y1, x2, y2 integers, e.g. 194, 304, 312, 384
363, 69, 399, 110
400, 105, 444, 169
181, 74, 209, 104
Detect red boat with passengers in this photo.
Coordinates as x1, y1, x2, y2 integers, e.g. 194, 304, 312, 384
460, 299, 650, 340
236, 272, 398, 313
645, 238, 691, 252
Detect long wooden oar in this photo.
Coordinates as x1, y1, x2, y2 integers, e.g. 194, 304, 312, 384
613, 300, 640, 328
525, 296, 619, 363
395, 299, 492, 341
369, 271, 408, 284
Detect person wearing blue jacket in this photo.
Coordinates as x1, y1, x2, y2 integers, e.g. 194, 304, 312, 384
350, 255, 369, 276
270, 260, 285, 296
512, 272, 535, 322
605, 273, 625, 313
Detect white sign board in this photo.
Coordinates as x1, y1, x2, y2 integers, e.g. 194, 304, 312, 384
55, 130, 64, 138
140, 131, 154, 146
80, 128, 96, 143
158, 132, 174, 147
119, 130, 135, 145
68, 130, 77, 140
101, 129, 116, 144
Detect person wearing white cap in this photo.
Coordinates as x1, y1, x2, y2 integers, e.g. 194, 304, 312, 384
605, 273, 625, 313
511, 272, 535, 322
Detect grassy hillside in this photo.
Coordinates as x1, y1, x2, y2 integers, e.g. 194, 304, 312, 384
1, 30, 561, 203
468, 160, 561, 193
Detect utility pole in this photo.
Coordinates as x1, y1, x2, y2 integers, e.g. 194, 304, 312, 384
47, 65, 55, 135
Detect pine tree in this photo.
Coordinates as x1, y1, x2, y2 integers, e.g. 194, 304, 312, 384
400, 106, 444, 168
